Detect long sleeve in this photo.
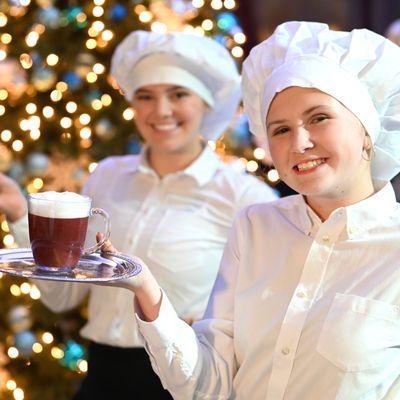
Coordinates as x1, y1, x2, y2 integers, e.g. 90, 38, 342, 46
137, 213, 244, 399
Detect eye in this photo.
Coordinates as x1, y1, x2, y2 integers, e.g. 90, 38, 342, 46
272, 126, 290, 136
311, 114, 328, 124
134, 94, 153, 101
172, 90, 190, 99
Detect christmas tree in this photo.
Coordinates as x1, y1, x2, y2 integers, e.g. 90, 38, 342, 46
0, 1, 278, 399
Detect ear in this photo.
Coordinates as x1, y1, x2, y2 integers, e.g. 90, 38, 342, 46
363, 132, 372, 151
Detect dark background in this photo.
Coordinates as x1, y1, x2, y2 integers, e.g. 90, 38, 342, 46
237, 0, 400, 55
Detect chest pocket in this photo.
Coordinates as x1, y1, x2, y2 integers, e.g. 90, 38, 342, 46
147, 204, 224, 273
316, 293, 400, 372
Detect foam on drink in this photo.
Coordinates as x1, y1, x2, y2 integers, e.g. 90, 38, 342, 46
29, 191, 91, 219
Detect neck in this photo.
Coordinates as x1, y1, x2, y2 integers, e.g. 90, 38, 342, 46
147, 142, 204, 177
305, 179, 375, 221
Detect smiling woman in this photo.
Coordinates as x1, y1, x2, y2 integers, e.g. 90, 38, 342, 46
4, 30, 278, 400
73, 21, 400, 400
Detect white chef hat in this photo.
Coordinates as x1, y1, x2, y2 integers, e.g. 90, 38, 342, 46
111, 30, 241, 141
242, 21, 400, 180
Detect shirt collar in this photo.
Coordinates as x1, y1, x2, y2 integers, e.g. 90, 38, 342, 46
274, 181, 397, 239
344, 180, 397, 239
127, 144, 223, 186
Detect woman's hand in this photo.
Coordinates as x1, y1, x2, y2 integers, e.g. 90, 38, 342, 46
96, 233, 163, 322
0, 173, 27, 222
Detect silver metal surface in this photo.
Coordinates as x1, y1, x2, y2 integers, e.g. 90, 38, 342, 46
0, 248, 142, 282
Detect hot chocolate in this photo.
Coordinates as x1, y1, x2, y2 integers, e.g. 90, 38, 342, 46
28, 192, 93, 270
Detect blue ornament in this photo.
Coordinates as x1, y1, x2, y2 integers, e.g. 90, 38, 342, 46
8, 305, 32, 333
59, 340, 86, 371
217, 12, 238, 33
69, 6, 83, 20
8, 161, 25, 184
62, 71, 82, 91
110, 4, 127, 21
126, 139, 141, 154
95, 118, 116, 140
213, 34, 227, 46
14, 330, 37, 357
26, 152, 49, 177
32, 67, 57, 92
37, 6, 60, 28
84, 89, 102, 105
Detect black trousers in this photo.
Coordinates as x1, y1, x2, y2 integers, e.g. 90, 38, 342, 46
72, 342, 173, 400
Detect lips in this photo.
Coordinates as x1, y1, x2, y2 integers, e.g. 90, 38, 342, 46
294, 158, 327, 172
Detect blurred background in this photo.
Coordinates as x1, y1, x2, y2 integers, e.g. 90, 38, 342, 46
0, 1, 399, 399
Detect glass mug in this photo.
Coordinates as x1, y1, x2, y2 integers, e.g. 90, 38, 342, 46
27, 191, 110, 271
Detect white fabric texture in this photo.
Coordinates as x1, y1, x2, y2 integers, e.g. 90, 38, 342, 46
126, 54, 215, 107
10, 146, 277, 348
111, 30, 241, 140
137, 181, 400, 400
242, 21, 400, 180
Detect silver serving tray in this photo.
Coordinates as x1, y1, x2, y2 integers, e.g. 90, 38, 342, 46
0, 248, 141, 282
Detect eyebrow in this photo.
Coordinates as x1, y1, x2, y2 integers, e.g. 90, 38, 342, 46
134, 86, 187, 95
266, 105, 329, 130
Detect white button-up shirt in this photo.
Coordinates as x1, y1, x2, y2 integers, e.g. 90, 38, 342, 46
137, 181, 400, 399
11, 146, 277, 347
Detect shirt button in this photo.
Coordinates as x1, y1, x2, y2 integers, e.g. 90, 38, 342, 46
296, 291, 307, 299
322, 236, 330, 243
281, 347, 290, 355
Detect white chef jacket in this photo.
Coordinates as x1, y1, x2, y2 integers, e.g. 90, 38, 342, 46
137, 181, 400, 400
11, 145, 278, 347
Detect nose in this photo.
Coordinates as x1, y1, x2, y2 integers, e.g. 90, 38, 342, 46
290, 125, 314, 153
154, 95, 173, 118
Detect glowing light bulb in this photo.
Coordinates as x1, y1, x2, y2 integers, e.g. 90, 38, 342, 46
3, 233, 14, 247
60, 117, 72, 129
123, 108, 134, 120
43, 106, 54, 118
46, 53, 59, 66
10, 284, 21, 296
88, 162, 98, 173
233, 32, 246, 44
79, 113, 91, 125
32, 343, 43, 353
231, 46, 244, 58
1, 130, 12, 142
267, 169, 280, 182
7, 347, 19, 358
25, 103, 37, 114
12, 140, 23, 152
246, 160, 259, 172
253, 147, 266, 160
42, 332, 54, 344
192, 0, 205, 7
202, 19, 214, 31
66, 102, 77, 113
139, 11, 152, 23
93, 63, 105, 74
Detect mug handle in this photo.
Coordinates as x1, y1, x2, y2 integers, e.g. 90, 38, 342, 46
83, 207, 110, 254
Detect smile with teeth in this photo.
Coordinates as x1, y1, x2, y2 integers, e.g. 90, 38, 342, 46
295, 158, 326, 171
152, 123, 179, 131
